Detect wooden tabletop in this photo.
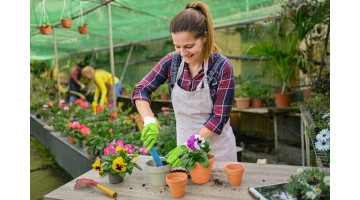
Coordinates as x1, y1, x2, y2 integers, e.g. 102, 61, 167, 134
44, 155, 301, 200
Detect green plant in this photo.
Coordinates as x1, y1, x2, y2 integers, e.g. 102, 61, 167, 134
286, 168, 330, 200
41, 22, 51, 27
249, 84, 271, 99
91, 141, 142, 178
235, 82, 250, 98
180, 133, 211, 172
158, 83, 169, 95
79, 22, 87, 27
245, 15, 303, 94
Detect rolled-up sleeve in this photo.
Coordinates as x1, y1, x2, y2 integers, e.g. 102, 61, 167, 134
131, 53, 173, 105
203, 59, 235, 134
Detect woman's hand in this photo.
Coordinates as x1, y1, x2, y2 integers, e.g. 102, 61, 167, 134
166, 145, 187, 168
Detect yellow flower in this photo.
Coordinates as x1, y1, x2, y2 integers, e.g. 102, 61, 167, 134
123, 149, 128, 154
116, 146, 123, 152
315, 188, 321, 195
112, 157, 128, 172
134, 153, 139, 157
92, 159, 103, 173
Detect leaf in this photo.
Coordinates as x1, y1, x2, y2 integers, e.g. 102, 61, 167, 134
133, 163, 142, 171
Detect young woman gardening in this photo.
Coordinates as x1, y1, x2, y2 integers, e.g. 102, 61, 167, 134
131, 2, 237, 167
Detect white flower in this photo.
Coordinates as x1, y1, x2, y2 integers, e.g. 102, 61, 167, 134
322, 113, 330, 118
314, 187, 321, 195
194, 134, 205, 150
315, 140, 330, 151
297, 168, 304, 174
306, 191, 316, 199
324, 176, 330, 186
316, 129, 330, 141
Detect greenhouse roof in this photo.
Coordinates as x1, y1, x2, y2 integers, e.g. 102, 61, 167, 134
30, 0, 285, 60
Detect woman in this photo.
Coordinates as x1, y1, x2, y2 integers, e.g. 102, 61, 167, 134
81, 66, 122, 108
68, 61, 86, 103
131, 2, 237, 167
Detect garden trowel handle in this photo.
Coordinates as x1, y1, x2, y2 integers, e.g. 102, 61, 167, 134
96, 183, 117, 198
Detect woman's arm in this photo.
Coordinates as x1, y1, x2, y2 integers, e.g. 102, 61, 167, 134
135, 100, 154, 118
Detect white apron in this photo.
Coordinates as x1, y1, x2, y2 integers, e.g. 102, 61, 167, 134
171, 58, 237, 162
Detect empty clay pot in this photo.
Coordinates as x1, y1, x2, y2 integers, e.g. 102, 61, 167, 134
166, 172, 188, 198
225, 163, 244, 186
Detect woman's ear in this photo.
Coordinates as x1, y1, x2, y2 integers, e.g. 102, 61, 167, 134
202, 31, 208, 43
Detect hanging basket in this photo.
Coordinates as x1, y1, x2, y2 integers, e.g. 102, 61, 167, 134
78, 26, 88, 34
40, 25, 51, 35
61, 19, 72, 28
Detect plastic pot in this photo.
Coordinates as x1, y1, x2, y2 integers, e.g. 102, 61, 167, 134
225, 163, 244, 186
166, 172, 188, 198
108, 174, 124, 184
146, 158, 171, 187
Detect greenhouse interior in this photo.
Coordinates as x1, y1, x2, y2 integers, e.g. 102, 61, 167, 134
28, 0, 333, 199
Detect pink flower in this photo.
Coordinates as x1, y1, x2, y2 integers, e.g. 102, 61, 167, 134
143, 148, 149, 155
164, 111, 169, 116
64, 106, 69, 111
94, 124, 97, 128
161, 107, 170, 112
108, 104, 112, 108
42, 107, 46, 110
109, 129, 114, 134
116, 140, 124, 147
139, 147, 149, 154
133, 145, 139, 149
59, 103, 63, 108
109, 139, 116, 148
72, 121, 80, 127
48, 102, 53, 107
81, 102, 89, 108
112, 149, 117, 155
43, 104, 48, 108
104, 147, 111, 155
79, 124, 86, 130
80, 127, 91, 135
124, 144, 132, 150
59, 99, 65, 104
128, 148, 134, 154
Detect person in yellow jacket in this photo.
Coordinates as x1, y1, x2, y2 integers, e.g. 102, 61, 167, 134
81, 66, 122, 108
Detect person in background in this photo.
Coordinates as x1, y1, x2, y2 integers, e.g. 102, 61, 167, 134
81, 66, 122, 109
131, 1, 237, 167
68, 61, 86, 103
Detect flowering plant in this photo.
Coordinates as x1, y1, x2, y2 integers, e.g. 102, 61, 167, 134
92, 140, 143, 177
286, 168, 330, 200
180, 133, 211, 171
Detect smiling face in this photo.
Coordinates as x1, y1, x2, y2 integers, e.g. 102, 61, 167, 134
171, 31, 207, 66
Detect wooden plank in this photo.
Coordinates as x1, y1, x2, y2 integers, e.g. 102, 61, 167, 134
44, 155, 300, 200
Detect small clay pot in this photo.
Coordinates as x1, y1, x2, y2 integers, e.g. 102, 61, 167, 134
40, 26, 51, 35
78, 26, 88, 34
61, 19, 72, 28
235, 97, 250, 110
68, 136, 75, 144
275, 93, 291, 108
225, 163, 244, 186
160, 94, 169, 100
166, 172, 188, 198
251, 98, 263, 108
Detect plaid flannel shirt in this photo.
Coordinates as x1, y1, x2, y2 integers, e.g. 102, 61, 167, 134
131, 52, 234, 134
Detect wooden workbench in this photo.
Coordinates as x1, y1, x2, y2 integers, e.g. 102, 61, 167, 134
44, 155, 301, 200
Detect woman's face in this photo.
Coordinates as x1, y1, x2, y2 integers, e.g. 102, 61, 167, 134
171, 32, 206, 66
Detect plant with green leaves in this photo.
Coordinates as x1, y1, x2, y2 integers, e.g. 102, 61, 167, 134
41, 22, 51, 27
180, 133, 211, 172
245, 15, 303, 95
286, 167, 330, 200
234, 82, 250, 98
91, 140, 142, 178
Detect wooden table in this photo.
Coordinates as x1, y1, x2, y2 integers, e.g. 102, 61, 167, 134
44, 155, 301, 200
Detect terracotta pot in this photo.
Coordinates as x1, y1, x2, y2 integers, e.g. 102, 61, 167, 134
86, 149, 91, 155
264, 147, 271, 153
189, 154, 215, 184
225, 163, 244, 186
146, 158, 171, 186
78, 26, 88, 34
160, 94, 169, 100
61, 19, 72, 28
251, 98, 263, 108
68, 136, 75, 144
275, 93, 291, 108
235, 97, 250, 110
302, 89, 312, 102
40, 26, 51, 35
166, 172, 188, 198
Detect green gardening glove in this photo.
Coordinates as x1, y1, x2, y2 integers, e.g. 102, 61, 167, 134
141, 123, 159, 152
166, 145, 187, 168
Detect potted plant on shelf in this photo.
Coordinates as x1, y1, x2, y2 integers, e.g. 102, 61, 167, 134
286, 168, 330, 200
158, 83, 170, 100
245, 15, 304, 108
40, 22, 51, 35
61, 18, 72, 28
249, 84, 272, 108
92, 140, 142, 184
179, 133, 214, 184
78, 22, 88, 34
234, 82, 251, 109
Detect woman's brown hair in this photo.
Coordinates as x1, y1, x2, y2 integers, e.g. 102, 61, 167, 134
169, 1, 219, 59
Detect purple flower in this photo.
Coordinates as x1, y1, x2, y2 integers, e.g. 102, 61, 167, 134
187, 133, 205, 151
